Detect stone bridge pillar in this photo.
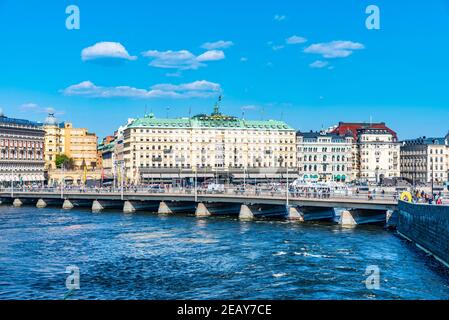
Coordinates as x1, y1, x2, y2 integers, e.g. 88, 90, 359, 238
158, 201, 196, 215
36, 199, 47, 208
13, 199, 23, 207
92, 200, 104, 213
287, 206, 304, 221
239, 204, 254, 220
63, 199, 74, 210
123, 201, 136, 214
158, 201, 172, 215
195, 203, 212, 217
339, 210, 357, 226
339, 209, 387, 226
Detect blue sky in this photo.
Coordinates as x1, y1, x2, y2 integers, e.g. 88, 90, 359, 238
0, 0, 448, 140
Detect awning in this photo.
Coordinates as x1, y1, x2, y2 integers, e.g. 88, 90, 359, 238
180, 174, 196, 178
142, 174, 161, 178
248, 173, 267, 179
265, 173, 282, 179
197, 173, 214, 178
161, 174, 178, 178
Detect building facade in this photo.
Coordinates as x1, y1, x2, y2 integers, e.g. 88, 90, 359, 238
43, 113, 98, 170
0, 110, 45, 184
97, 135, 116, 180
401, 136, 449, 184
297, 131, 354, 182
332, 122, 401, 183
123, 106, 297, 183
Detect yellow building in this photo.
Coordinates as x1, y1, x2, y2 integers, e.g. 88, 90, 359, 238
44, 113, 98, 170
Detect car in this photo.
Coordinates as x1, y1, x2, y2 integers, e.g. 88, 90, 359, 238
207, 183, 225, 194
147, 185, 165, 193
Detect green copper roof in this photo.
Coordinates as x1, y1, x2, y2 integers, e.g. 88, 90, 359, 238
98, 141, 115, 152
128, 112, 294, 131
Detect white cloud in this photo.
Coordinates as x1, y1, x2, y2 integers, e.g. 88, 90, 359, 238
142, 50, 198, 69
19, 103, 64, 115
286, 35, 307, 45
304, 41, 365, 58
267, 41, 284, 51
309, 60, 329, 69
201, 40, 234, 50
81, 42, 137, 61
196, 50, 225, 62
274, 14, 286, 21
63, 80, 221, 99
151, 80, 221, 92
142, 49, 225, 70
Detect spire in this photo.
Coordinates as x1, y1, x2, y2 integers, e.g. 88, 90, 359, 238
213, 95, 222, 115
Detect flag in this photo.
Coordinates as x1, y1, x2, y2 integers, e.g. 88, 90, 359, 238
83, 165, 87, 184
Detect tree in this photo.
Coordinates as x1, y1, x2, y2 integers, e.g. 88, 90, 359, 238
55, 154, 73, 170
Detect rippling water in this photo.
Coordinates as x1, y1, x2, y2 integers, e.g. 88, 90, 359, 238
0, 206, 449, 300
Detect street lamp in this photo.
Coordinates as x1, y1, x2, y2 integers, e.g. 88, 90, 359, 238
121, 161, 125, 200
11, 168, 15, 197
286, 165, 290, 207
431, 140, 436, 197
114, 160, 125, 199
61, 161, 66, 199
193, 165, 198, 202
243, 166, 247, 191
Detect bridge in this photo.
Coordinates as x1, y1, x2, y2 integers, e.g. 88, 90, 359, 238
0, 187, 398, 225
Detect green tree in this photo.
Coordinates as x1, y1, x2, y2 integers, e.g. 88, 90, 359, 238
55, 154, 73, 169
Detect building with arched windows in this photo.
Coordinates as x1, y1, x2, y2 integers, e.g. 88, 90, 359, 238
331, 122, 401, 183
0, 110, 45, 185
400, 136, 449, 185
296, 131, 354, 182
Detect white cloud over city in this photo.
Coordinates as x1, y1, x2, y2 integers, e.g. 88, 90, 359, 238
286, 35, 307, 45
201, 40, 234, 50
309, 60, 330, 69
63, 80, 221, 99
19, 103, 64, 115
274, 14, 286, 21
304, 41, 365, 58
81, 42, 137, 61
141, 49, 226, 70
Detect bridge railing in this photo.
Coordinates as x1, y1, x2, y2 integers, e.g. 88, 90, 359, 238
0, 186, 400, 202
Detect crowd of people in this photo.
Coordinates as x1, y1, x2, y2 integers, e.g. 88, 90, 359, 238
411, 190, 445, 205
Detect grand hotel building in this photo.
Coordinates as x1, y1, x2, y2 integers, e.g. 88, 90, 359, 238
123, 105, 297, 183
0, 110, 45, 184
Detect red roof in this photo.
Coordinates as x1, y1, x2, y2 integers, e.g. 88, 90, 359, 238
331, 122, 398, 141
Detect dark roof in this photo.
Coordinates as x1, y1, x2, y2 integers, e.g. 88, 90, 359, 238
402, 137, 448, 146
331, 122, 398, 141
0, 115, 42, 128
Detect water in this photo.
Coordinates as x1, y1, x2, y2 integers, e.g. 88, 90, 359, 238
1, 206, 449, 300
